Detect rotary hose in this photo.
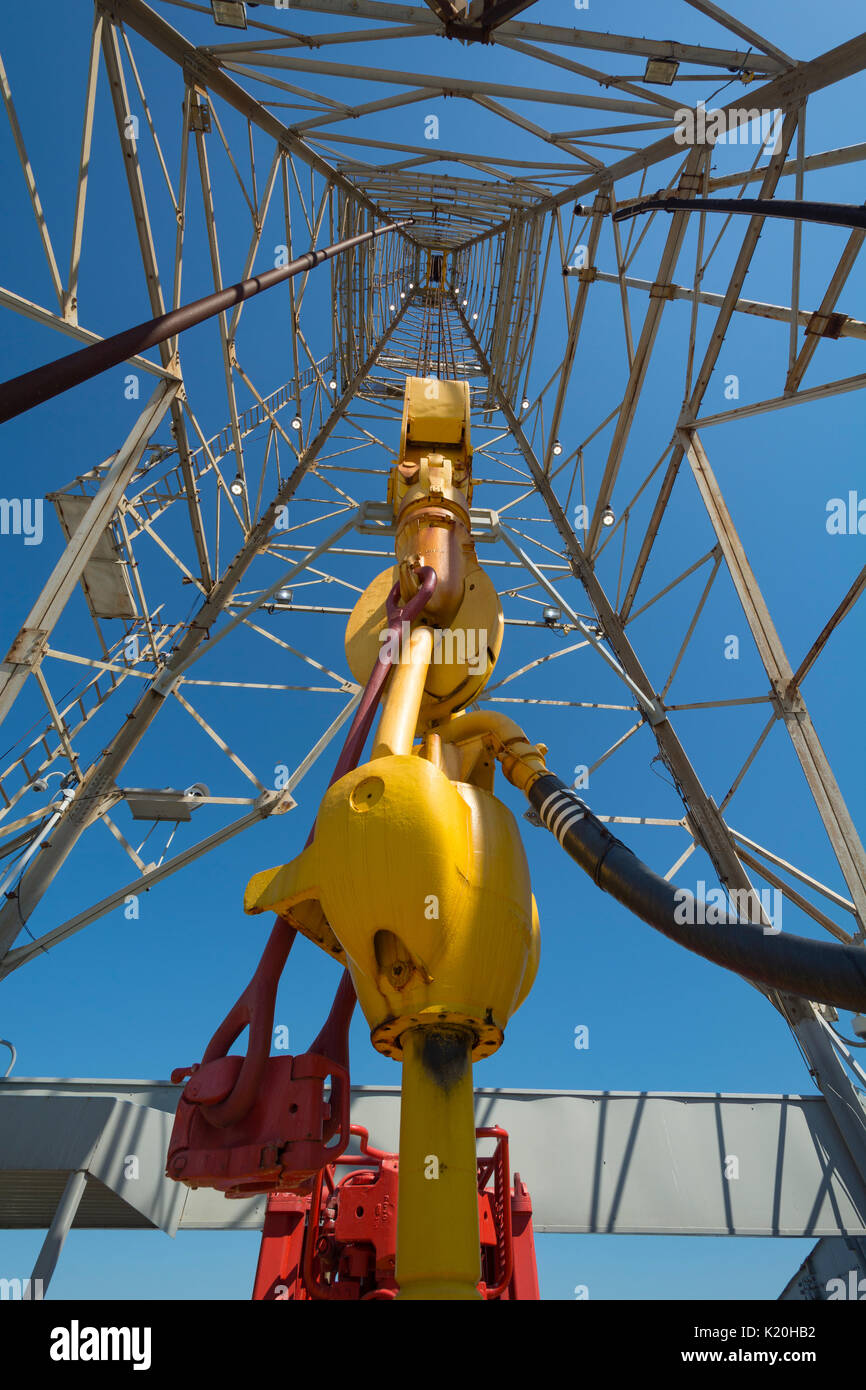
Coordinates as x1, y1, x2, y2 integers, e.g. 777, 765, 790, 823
524, 772, 866, 1012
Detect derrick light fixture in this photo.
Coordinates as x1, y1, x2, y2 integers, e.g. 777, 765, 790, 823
211, 1, 247, 28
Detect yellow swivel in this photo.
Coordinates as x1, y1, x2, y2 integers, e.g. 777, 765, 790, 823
244, 751, 539, 1061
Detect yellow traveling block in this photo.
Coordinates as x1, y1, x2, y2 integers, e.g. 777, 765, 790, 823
402, 375, 471, 450
244, 752, 539, 1061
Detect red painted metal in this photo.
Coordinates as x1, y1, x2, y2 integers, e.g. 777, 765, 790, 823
252, 1124, 540, 1300
302, 1139, 400, 1300
476, 1126, 513, 1298
252, 1192, 310, 1301
506, 1172, 541, 1301
166, 970, 355, 1197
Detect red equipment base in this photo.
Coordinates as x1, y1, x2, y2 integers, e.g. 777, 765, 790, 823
252, 1124, 540, 1301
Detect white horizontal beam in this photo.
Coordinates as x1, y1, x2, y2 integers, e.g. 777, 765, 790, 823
3, 1082, 865, 1236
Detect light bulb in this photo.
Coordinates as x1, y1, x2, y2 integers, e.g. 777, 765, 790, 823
229, 475, 244, 496
601, 505, 615, 527
291, 415, 301, 430
552, 440, 562, 456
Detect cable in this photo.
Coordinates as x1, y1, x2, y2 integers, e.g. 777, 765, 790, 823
825, 1021, 866, 1049
0, 219, 415, 425
816, 1013, 866, 1091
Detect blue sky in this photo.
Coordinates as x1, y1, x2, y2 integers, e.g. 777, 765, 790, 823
0, 0, 864, 1300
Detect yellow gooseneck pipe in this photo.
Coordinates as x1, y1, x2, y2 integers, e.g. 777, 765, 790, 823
431, 708, 548, 792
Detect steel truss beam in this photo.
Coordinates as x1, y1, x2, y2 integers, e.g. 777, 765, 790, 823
251, 0, 785, 74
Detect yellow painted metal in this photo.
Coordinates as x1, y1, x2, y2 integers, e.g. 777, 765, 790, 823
395, 1026, 481, 1301
432, 709, 549, 793
344, 563, 503, 721
403, 376, 471, 449
372, 624, 433, 759
388, 377, 474, 628
392, 458, 473, 628
389, 377, 472, 506
244, 752, 539, 1061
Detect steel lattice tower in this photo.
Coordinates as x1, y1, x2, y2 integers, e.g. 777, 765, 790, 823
1, 0, 865, 1299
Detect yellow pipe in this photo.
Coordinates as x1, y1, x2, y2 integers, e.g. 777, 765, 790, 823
372, 625, 434, 759
396, 1026, 481, 1300
431, 709, 548, 793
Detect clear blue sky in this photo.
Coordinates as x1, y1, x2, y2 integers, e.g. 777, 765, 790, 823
0, 0, 864, 1300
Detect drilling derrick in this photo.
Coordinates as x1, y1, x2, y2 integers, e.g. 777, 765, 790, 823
1, 0, 865, 1319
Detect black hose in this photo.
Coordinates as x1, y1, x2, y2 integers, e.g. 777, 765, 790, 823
528, 773, 866, 1011
611, 197, 866, 232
